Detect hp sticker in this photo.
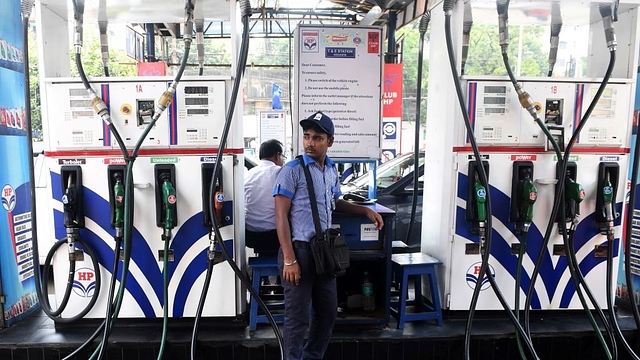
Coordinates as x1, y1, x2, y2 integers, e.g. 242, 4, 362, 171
466, 262, 495, 291
579, 190, 586, 199
168, 195, 177, 204
73, 268, 96, 298
604, 187, 613, 195
477, 189, 486, 198
216, 193, 225, 202
304, 37, 317, 50
2, 184, 16, 212
529, 192, 537, 201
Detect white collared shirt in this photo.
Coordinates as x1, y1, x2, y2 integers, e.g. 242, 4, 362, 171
244, 159, 281, 232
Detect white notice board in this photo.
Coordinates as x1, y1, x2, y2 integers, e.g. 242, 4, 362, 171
295, 25, 383, 160
259, 110, 287, 147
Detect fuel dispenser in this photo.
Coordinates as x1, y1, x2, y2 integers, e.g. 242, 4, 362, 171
422, 1, 638, 310
37, 1, 249, 324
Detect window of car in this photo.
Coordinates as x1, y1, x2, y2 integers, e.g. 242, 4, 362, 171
347, 152, 425, 192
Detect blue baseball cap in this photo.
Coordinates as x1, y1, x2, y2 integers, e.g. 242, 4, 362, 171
300, 111, 334, 137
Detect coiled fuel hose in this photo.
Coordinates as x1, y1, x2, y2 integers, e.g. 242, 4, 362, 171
523, 5, 620, 359
65, 1, 194, 358
496, 1, 614, 358
190, 2, 284, 359
442, 1, 539, 359
21, 0, 102, 324
404, 11, 429, 246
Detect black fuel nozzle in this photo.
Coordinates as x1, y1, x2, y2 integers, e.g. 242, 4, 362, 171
62, 179, 79, 229
520, 175, 537, 233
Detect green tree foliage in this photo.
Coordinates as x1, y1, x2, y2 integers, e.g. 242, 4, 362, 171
27, 28, 41, 140
464, 24, 548, 77
69, 29, 137, 77
397, 22, 429, 124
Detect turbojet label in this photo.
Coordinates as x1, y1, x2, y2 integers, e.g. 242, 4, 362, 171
58, 158, 86, 165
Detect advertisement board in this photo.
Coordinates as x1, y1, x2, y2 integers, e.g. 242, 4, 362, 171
617, 70, 640, 307
0, 0, 39, 328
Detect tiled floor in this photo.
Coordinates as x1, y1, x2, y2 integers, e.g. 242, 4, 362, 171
1, 306, 640, 359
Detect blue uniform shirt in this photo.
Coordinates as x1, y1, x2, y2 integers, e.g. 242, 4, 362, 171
273, 153, 342, 242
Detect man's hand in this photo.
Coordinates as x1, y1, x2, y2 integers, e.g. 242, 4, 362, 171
365, 208, 384, 230
335, 199, 384, 230
282, 261, 301, 285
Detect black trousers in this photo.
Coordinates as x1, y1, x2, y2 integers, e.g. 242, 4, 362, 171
278, 245, 337, 360
245, 229, 280, 255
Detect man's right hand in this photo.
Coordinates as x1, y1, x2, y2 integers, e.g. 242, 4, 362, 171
283, 261, 301, 285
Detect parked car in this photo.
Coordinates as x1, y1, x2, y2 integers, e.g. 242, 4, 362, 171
341, 151, 425, 249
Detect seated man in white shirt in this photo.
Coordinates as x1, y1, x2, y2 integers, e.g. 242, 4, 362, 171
245, 139, 285, 255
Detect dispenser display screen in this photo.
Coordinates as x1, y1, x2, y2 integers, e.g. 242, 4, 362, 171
485, 108, 505, 114
185, 86, 208, 94
69, 89, 88, 97
185, 98, 209, 106
484, 86, 507, 94
484, 97, 506, 105
70, 100, 93, 108
187, 109, 209, 115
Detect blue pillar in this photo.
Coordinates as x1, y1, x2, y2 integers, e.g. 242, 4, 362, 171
146, 23, 156, 62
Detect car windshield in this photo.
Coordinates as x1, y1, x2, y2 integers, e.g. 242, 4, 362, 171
349, 152, 424, 191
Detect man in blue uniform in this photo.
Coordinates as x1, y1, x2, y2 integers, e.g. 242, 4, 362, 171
273, 111, 383, 360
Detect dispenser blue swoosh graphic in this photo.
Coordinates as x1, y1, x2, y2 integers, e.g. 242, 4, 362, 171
456, 173, 620, 309
51, 171, 234, 318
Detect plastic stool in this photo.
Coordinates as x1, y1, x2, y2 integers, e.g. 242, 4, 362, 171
390, 253, 443, 329
248, 256, 284, 330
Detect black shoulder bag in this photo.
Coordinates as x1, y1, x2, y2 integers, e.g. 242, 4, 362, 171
298, 156, 350, 277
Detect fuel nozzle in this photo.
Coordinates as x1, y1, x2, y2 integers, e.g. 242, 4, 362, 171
113, 173, 124, 239
520, 176, 537, 233
565, 176, 585, 223
474, 174, 488, 250
160, 174, 176, 241
62, 176, 79, 230
602, 173, 615, 238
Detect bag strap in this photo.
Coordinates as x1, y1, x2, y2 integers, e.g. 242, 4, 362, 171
297, 155, 324, 238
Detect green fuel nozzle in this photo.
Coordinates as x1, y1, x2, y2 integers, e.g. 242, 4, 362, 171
474, 174, 488, 250
113, 176, 124, 239
474, 178, 487, 223
520, 176, 537, 232
161, 174, 176, 241
565, 177, 585, 205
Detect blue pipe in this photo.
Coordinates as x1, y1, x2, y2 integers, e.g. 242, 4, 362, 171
385, 11, 397, 64
146, 23, 155, 62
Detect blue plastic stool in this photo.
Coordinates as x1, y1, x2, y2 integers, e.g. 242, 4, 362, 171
248, 256, 284, 330
390, 253, 443, 329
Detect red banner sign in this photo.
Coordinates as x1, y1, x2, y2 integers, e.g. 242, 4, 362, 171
383, 63, 403, 118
